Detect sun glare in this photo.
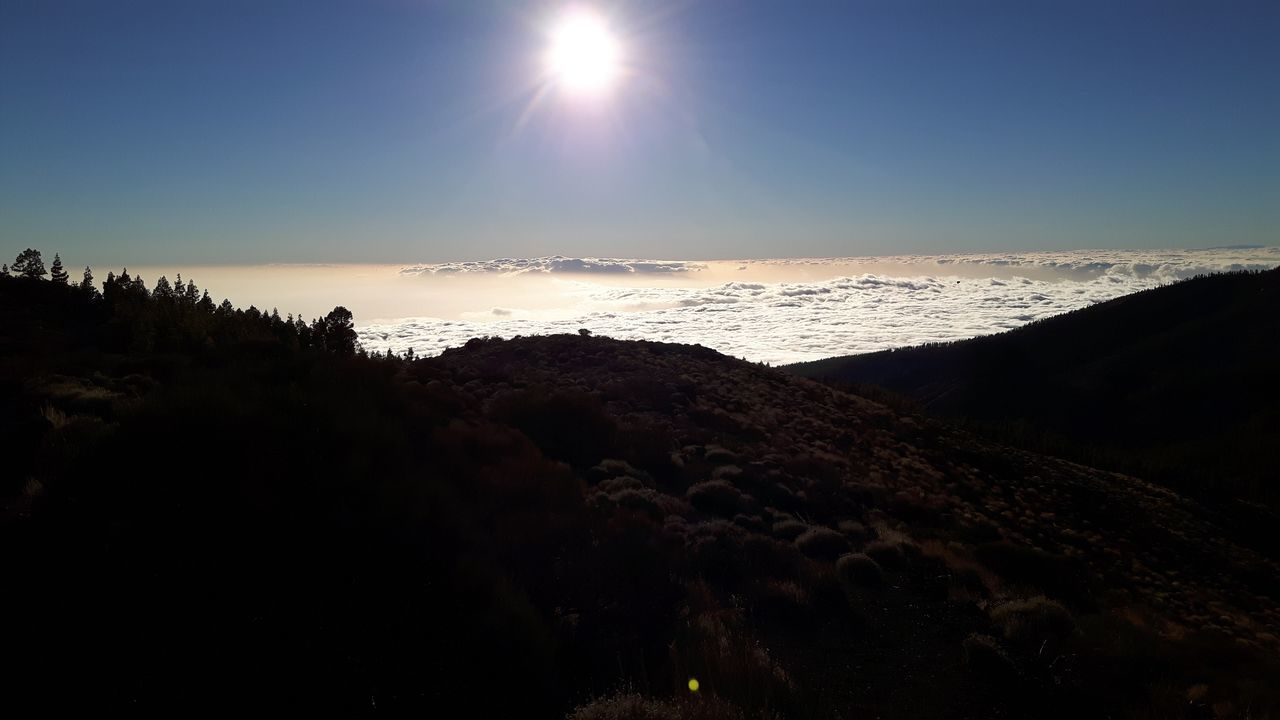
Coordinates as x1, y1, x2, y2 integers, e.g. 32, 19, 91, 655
546, 9, 621, 97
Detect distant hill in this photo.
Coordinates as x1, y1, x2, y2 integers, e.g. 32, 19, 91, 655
788, 269, 1280, 511
2, 272, 1278, 718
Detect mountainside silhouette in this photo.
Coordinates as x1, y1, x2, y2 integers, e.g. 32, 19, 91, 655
3, 273, 1278, 718
788, 269, 1280, 512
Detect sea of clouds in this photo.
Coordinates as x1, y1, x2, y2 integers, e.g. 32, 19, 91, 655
359, 247, 1280, 365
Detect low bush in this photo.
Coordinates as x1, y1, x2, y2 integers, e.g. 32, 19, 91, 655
990, 596, 1076, 653
568, 692, 746, 720
974, 542, 1092, 605
770, 519, 808, 541
589, 458, 653, 486
794, 527, 851, 560
836, 519, 871, 543
612, 488, 665, 519
704, 445, 739, 465
835, 553, 883, 588
962, 633, 1015, 676
864, 540, 906, 570
687, 480, 745, 516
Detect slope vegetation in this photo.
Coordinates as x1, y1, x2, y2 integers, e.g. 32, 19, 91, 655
788, 269, 1280, 510
3, 275, 1278, 718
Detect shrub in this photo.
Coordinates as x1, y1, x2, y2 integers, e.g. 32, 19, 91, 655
974, 541, 1092, 604
599, 476, 646, 494
589, 458, 653, 485
794, 527, 850, 560
753, 578, 812, 623
612, 488, 664, 519
687, 480, 745, 516
835, 553, 883, 588
711, 465, 743, 482
686, 521, 751, 580
741, 535, 807, 580
962, 633, 1014, 676
771, 519, 808, 541
754, 482, 799, 510
836, 519, 871, 543
864, 540, 906, 570
568, 693, 746, 720
669, 607, 794, 717
704, 445, 739, 465
489, 387, 617, 469
990, 596, 1076, 652
733, 513, 767, 533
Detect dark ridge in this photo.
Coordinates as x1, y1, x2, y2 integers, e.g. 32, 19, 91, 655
787, 269, 1280, 513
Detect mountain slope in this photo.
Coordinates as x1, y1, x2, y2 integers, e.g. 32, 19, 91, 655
3, 275, 1278, 718
787, 269, 1280, 509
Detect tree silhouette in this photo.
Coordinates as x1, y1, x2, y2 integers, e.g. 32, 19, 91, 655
317, 306, 358, 356
80, 266, 96, 295
12, 248, 47, 279
153, 275, 175, 300
49, 253, 69, 284
1, 264, 9, 276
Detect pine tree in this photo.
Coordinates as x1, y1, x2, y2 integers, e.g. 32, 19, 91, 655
49, 253, 69, 284
1, 264, 8, 277
198, 290, 215, 313
320, 306, 358, 356
153, 275, 174, 300
12, 248, 47, 279
80, 267, 99, 298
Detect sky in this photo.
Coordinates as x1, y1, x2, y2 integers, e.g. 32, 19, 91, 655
2, 0, 1277, 267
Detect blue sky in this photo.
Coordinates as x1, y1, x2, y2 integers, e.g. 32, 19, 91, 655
2, 0, 1277, 265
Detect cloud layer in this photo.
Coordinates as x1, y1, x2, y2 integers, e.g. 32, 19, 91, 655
361, 247, 1280, 365
399, 256, 706, 276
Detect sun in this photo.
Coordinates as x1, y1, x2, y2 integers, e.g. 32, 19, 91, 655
545, 9, 621, 97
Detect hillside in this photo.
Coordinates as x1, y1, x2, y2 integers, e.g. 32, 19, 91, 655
787, 269, 1280, 511
3, 274, 1279, 718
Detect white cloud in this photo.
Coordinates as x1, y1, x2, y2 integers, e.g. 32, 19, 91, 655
399, 255, 706, 276
360, 248, 1280, 365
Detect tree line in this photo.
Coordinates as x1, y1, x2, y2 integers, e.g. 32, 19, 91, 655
1, 247, 416, 359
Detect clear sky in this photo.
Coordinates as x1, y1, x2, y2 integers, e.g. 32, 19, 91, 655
2, 0, 1277, 266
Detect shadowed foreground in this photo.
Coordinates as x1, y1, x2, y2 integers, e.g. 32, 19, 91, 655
2, 274, 1277, 718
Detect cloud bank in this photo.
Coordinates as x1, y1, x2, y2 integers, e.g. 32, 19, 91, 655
361, 247, 1279, 365
399, 256, 706, 276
